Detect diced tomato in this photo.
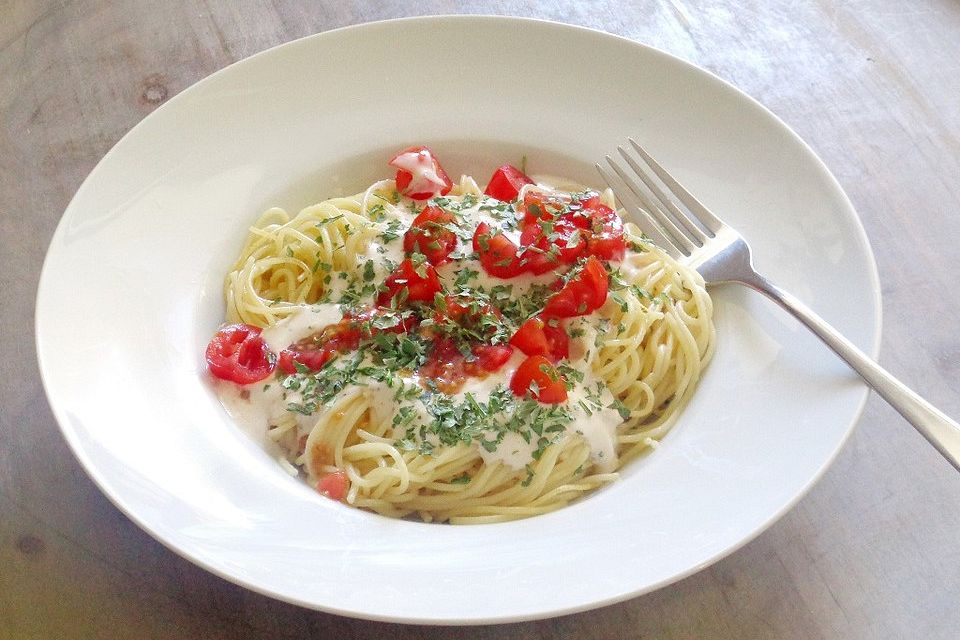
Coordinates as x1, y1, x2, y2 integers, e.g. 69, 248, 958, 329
471, 344, 513, 372
278, 343, 334, 374
472, 222, 524, 278
316, 470, 349, 501
510, 355, 567, 403
509, 316, 569, 362
278, 307, 412, 374
484, 164, 534, 202
518, 217, 586, 274
577, 193, 602, 210
389, 146, 453, 200
521, 190, 572, 227
560, 209, 591, 230
418, 337, 466, 393
585, 203, 626, 261
378, 258, 442, 305
421, 296, 513, 384
520, 190, 625, 262
205, 324, 276, 384
403, 205, 458, 265
541, 256, 609, 318
419, 336, 513, 394
278, 322, 361, 374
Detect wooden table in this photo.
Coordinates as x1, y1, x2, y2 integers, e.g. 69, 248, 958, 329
3, 2, 958, 637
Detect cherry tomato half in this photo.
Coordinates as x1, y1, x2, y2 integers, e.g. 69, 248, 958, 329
509, 316, 570, 362
541, 256, 609, 318
403, 205, 458, 265
378, 258, 443, 306
205, 323, 276, 384
389, 146, 453, 201
509, 355, 567, 403
484, 164, 534, 202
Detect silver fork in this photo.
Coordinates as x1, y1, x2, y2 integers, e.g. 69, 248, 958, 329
598, 138, 960, 471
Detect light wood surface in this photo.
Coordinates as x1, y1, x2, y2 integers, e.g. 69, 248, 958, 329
3, 1, 959, 638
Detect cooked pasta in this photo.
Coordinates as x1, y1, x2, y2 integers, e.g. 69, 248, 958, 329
205, 148, 713, 524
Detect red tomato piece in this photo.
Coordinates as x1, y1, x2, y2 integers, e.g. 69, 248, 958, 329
278, 321, 362, 374
472, 222, 524, 278
205, 324, 276, 384
419, 337, 513, 394
389, 146, 453, 200
316, 469, 349, 501
470, 344, 514, 372
377, 258, 442, 305
518, 217, 587, 275
509, 316, 570, 362
418, 337, 465, 393
433, 295, 502, 336
278, 307, 412, 374
484, 164, 534, 202
520, 190, 627, 263
560, 209, 591, 230
576, 193, 602, 210
278, 344, 334, 374
585, 203, 626, 261
509, 355, 567, 403
521, 190, 572, 227
403, 206, 458, 265
541, 256, 609, 318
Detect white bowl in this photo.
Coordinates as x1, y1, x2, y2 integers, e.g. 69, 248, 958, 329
35, 16, 880, 624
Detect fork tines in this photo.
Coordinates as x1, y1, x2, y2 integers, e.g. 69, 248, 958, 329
597, 138, 722, 259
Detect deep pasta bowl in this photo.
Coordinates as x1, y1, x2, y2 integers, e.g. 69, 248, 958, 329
35, 16, 880, 623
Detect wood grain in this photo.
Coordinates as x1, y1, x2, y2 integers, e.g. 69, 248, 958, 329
2, 1, 959, 638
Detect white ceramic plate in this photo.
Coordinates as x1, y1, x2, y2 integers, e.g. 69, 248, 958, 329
36, 17, 880, 624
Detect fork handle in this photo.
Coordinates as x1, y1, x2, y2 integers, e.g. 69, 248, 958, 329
745, 273, 960, 471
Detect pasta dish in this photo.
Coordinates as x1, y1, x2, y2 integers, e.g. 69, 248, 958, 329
204, 146, 714, 524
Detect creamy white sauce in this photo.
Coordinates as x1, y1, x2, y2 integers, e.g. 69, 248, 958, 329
261, 304, 343, 352
615, 251, 649, 285
216, 379, 289, 456
478, 431, 537, 469
566, 371, 622, 473
430, 196, 557, 294
530, 174, 588, 192
435, 256, 556, 297
527, 176, 616, 209
367, 381, 399, 430
363, 238, 405, 276
390, 149, 448, 197
454, 351, 525, 404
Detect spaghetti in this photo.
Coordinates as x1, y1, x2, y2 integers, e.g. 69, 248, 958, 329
206, 147, 714, 524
